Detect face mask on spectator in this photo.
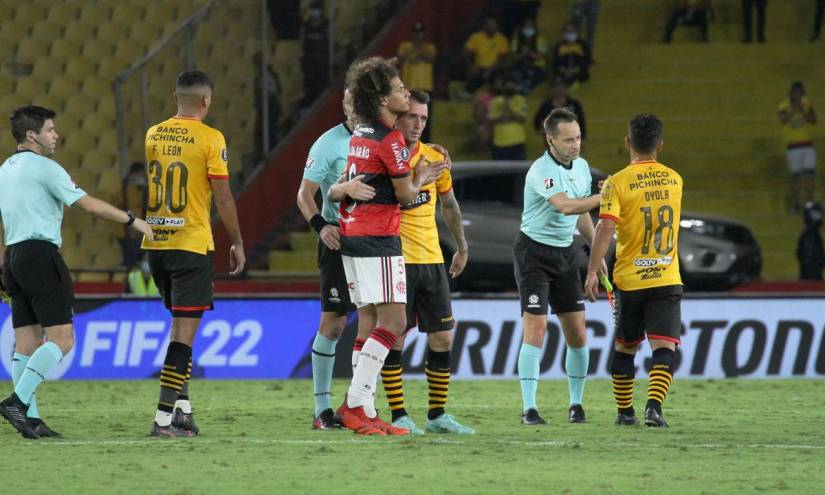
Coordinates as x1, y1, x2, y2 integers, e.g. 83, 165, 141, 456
140, 260, 151, 273
310, 8, 322, 18
563, 32, 578, 43
522, 27, 536, 37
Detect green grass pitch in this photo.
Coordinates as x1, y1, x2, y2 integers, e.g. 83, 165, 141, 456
2, 379, 824, 494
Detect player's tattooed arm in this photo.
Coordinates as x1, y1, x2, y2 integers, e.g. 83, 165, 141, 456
440, 190, 468, 278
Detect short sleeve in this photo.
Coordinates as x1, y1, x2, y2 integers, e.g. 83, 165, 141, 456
44, 161, 87, 206
380, 131, 411, 178
302, 137, 331, 183
497, 35, 509, 55
529, 164, 564, 201
465, 33, 479, 52
488, 97, 503, 120
599, 177, 620, 224
436, 168, 452, 194
425, 42, 437, 57
397, 41, 411, 57
207, 130, 230, 179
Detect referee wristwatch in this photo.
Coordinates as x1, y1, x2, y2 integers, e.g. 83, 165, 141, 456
125, 210, 136, 226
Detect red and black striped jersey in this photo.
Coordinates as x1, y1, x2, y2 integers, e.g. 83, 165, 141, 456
340, 121, 411, 257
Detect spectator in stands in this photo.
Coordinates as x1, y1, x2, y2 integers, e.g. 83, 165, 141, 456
488, 78, 527, 160
777, 81, 817, 213
509, 18, 549, 92
533, 79, 587, 142
741, 0, 767, 43
663, 0, 712, 43
127, 253, 160, 296
300, 1, 330, 106
570, 0, 600, 58
797, 202, 824, 280
473, 73, 502, 150
397, 21, 437, 142
552, 23, 591, 88
122, 161, 147, 268
811, 0, 825, 42
462, 17, 509, 95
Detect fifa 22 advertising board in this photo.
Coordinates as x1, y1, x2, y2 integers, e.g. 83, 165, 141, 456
1, 298, 823, 380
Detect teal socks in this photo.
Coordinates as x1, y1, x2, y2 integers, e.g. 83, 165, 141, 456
12, 353, 40, 418
14, 342, 63, 406
566, 345, 589, 406
518, 343, 542, 411
311, 333, 338, 416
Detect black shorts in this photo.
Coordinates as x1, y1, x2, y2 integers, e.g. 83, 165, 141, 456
2, 240, 74, 328
405, 263, 454, 333
147, 250, 214, 313
318, 241, 355, 315
613, 284, 683, 346
513, 232, 584, 315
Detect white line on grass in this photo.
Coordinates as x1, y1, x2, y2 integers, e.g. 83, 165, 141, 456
24, 438, 825, 450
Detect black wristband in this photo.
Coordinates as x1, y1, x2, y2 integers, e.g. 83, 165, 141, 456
125, 210, 136, 226
309, 214, 328, 234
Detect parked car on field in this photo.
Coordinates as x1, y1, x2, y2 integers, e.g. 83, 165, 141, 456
437, 161, 762, 292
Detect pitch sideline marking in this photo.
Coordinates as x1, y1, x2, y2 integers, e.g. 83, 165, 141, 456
20, 438, 825, 450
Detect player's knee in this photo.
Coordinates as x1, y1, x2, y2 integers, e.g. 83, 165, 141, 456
319, 313, 346, 339
566, 329, 587, 348
614, 342, 639, 354
49, 331, 75, 355
428, 331, 452, 352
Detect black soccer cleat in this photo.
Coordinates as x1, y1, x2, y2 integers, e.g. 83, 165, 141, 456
150, 421, 196, 438
644, 407, 669, 428
312, 408, 344, 430
172, 409, 200, 435
568, 404, 586, 423
29, 418, 62, 438
0, 393, 40, 439
615, 412, 640, 426
521, 408, 547, 426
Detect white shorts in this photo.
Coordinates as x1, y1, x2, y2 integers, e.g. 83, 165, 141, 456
786, 146, 816, 175
342, 255, 407, 307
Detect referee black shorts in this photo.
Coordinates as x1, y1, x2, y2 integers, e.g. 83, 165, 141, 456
147, 249, 214, 316
405, 263, 455, 333
318, 240, 356, 315
513, 232, 585, 316
2, 240, 74, 328
613, 284, 683, 346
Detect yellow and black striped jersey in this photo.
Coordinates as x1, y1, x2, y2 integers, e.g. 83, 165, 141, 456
141, 116, 229, 254
399, 143, 452, 264
599, 161, 683, 290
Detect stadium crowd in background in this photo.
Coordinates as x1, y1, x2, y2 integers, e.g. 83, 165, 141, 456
551, 23, 591, 88
741, 0, 767, 43
397, 21, 437, 142
533, 79, 587, 144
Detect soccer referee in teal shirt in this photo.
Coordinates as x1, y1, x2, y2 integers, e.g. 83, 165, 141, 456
513, 107, 604, 426
0, 105, 153, 439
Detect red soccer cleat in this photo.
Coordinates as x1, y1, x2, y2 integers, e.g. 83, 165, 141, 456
336, 401, 385, 436
368, 414, 410, 436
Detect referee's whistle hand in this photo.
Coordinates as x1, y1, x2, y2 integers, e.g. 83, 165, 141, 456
132, 218, 154, 242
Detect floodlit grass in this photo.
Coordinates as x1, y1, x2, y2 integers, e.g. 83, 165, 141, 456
2, 379, 823, 494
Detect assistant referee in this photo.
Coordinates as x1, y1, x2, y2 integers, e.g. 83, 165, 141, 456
0, 105, 153, 439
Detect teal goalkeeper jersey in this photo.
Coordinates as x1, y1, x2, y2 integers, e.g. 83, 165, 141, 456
520, 151, 592, 247
302, 123, 352, 224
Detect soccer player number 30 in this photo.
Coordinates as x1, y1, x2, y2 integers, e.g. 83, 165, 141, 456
147, 160, 190, 214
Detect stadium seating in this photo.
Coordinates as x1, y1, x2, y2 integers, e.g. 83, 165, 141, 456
430, 0, 824, 281
1, 0, 272, 272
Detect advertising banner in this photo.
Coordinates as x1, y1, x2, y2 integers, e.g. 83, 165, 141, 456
1, 297, 823, 380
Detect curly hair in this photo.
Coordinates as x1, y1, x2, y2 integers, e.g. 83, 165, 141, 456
345, 57, 399, 122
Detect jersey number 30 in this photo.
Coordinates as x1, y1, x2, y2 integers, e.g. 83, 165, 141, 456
147, 160, 189, 214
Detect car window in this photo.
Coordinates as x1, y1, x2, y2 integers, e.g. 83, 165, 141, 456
453, 173, 524, 206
